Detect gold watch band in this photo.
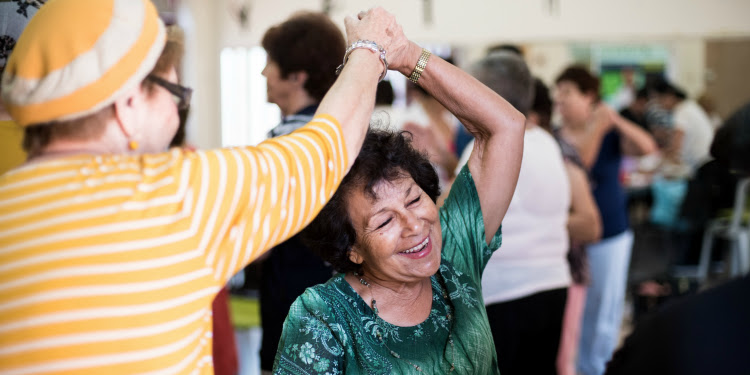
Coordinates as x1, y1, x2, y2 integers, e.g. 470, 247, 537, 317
408, 49, 431, 84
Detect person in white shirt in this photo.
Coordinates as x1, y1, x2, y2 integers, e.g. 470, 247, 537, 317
654, 80, 715, 172
461, 51, 572, 375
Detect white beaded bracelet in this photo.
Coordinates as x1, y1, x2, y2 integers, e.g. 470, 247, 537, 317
335, 39, 388, 81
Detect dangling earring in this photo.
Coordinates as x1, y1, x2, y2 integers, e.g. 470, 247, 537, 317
128, 140, 139, 151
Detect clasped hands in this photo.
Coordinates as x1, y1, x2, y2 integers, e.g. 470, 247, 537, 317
343, 7, 423, 76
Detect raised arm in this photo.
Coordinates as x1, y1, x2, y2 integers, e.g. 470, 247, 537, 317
611, 110, 657, 157
316, 8, 407, 170
573, 104, 613, 169
198, 9, 419, 281
392, 44, 526, 245
574, 103, 656, 168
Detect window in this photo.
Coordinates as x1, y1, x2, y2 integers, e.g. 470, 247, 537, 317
220, 47, 280, 147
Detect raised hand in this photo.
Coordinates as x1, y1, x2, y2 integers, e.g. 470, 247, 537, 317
590, 102, 615, 133
343, 7, 418, 73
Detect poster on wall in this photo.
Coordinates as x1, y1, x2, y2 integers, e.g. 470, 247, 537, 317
591, 45, 670, 110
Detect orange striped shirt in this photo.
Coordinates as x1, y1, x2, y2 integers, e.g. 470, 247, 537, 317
0, 115, 346, 375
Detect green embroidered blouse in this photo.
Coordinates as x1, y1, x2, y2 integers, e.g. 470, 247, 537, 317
273, 166, 502, 374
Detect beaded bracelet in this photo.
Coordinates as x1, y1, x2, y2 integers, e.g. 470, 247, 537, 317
335, 39, 388, 82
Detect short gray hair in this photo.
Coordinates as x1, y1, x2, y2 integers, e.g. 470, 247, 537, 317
471, 51, 534, 115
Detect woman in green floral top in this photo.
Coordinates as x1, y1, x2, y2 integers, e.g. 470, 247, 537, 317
272, 17, 525, 374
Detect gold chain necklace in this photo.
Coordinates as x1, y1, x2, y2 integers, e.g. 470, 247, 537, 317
353, 271, 456, 373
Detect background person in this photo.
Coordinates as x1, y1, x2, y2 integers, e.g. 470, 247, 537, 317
605, 274, 750, 375
530, 77, 604, 375
399, 77, 460, 189
261, 12, 345, 139
554, 66, 657, 375
653, 79, 714, 174
0, 1, 408, 373
619, 88, 650, 130
228, 12, 345, 374
470, 52, 572, 375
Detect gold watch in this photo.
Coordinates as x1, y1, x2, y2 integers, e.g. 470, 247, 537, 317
408, 48, 431, 84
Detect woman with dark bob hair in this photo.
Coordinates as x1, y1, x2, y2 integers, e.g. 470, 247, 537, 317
272, 40, 525, 374
554, 66, 656, 375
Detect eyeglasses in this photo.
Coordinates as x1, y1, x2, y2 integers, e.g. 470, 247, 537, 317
147, 75, 193, 110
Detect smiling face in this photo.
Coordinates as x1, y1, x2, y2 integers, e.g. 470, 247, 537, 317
346, 174, 442, 285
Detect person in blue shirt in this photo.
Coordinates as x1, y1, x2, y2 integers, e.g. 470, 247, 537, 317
554, 66, 657, 375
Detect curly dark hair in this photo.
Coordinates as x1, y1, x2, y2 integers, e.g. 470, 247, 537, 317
301, 129, 441, 274
555, 65, 601, 101
261, 12, 345, 102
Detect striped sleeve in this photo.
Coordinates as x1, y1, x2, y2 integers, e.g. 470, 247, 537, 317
184, 114, 347, 283
0, 114, 346, 374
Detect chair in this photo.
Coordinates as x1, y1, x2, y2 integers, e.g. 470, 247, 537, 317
696, 177, 750, 285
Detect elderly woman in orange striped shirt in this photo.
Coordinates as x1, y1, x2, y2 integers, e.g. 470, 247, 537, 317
0, 1, 414, 374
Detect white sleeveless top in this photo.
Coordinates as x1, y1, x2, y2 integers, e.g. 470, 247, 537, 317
480, 126, 572, 304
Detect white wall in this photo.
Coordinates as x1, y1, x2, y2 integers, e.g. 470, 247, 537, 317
217, 0, 750, 47
669, 40, 707, 98
180, 0, 223, 149
523, 40, 707, 98
180, 0, 749, 147
421, 0, 750, 43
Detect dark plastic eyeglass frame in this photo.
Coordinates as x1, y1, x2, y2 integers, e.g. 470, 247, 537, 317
147, 75, 193, 110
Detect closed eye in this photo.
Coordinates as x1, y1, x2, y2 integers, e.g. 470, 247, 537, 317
408, 196, 421, 206
376, 217, 392, 230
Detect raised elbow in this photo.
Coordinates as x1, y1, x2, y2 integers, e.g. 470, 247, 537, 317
513, 111, 527, 131
568, 210, 602, 244
589, 216, 603, 243
587, 207, 603, 243
503, 110, 526, 141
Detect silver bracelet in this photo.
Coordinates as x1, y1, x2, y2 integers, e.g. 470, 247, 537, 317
335, 39, 388, 81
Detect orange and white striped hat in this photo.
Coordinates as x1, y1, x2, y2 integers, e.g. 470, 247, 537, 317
1, 0, 166, 127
